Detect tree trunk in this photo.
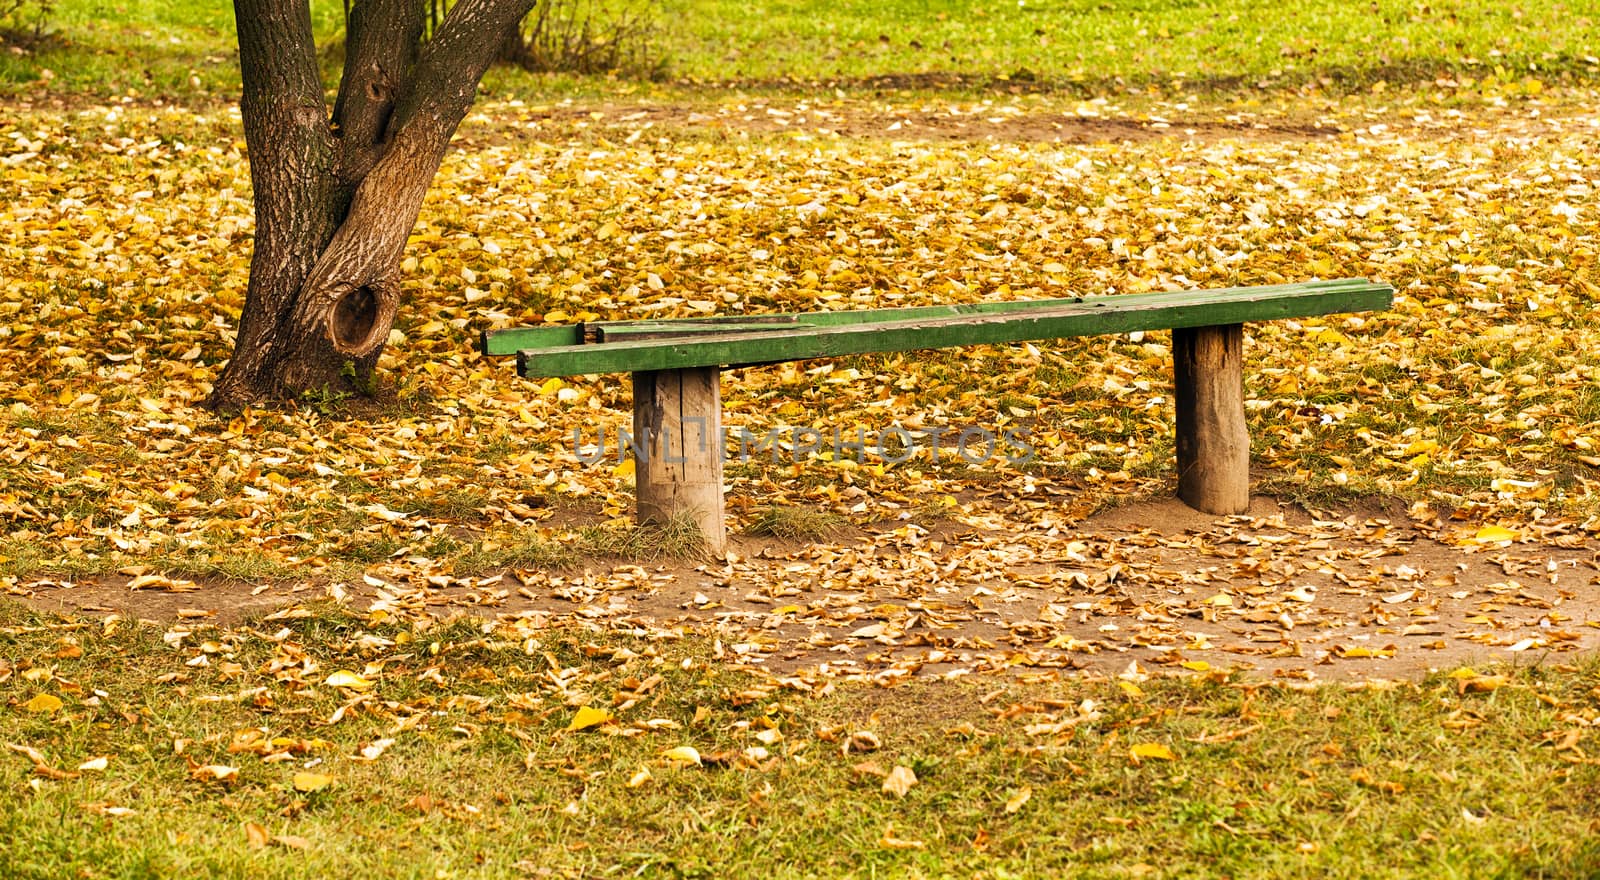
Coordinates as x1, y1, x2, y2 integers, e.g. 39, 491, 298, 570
209, 0, 536, 410
496, 17, 531, 66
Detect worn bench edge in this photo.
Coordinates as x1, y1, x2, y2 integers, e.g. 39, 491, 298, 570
479, 277, 1382, 357
511, 281, 1394, 378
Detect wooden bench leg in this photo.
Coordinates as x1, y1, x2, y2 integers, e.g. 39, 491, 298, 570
632, 368, 726, 556
1173, 324, 1250, 515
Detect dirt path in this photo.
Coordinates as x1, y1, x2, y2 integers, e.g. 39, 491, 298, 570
502, 100, 1345, 145
454, 92, 1600, 148
13, 495, 1598, 685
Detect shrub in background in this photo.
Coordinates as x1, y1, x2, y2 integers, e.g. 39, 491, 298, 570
0, 0, 56, 46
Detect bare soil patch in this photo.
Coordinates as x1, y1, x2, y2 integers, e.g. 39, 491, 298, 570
13, 494, 1597, 685
491, 100, 1343, 145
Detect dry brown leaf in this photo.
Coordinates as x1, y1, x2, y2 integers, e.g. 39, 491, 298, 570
882, 765, 917, 798
244, 822, 271, 849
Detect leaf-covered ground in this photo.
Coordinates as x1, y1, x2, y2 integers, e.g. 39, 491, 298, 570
4, 84, 1600, 682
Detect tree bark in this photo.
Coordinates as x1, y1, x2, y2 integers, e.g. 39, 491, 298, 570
210, 0, 536, 410
496, 16, 530, 66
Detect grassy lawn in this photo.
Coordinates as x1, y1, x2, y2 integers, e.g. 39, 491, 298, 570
664, 0, 1600, 89
4, 0, 1598, 97
4, 603, 1600, 878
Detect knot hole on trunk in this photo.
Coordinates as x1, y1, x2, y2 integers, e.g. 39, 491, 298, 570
330, 285, 390, 356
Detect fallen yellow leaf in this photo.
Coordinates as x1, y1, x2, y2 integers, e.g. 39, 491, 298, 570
1472, 525, 1519, 544
567, 706, 613, 732
191, 764, 239, 783
292, 771, 336, 793
323, 670, 373, 690
22, 694, 63, 714
1336, 645, 1396, 659
878, 826, 926, 850
1004, 785, 1033, 814
1458, 675, 1508, 694
661, 745, 701, 765
1129, 742, 1177, 762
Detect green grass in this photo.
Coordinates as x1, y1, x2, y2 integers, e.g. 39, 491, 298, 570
743, 504, 847, 540
454, 529, 579, 572
5, 0, 1598, 99
665, 0, 1600, 89
3, 602, 1599, 878
574, 513, 709, 561
0, 0, 264, 94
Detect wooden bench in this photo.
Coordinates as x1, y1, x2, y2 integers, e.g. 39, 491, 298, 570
483, 278, 1393, 554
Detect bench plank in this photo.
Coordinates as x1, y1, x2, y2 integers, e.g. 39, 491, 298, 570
514, 280, 1392, 378
480, 277, 1381, 357
597, 320, 813, 342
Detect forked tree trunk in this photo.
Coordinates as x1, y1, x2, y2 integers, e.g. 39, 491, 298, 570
208, 0, 535, 410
